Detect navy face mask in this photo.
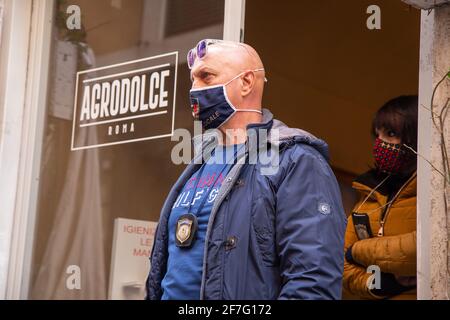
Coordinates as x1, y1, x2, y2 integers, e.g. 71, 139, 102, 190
189, 69, 264, 130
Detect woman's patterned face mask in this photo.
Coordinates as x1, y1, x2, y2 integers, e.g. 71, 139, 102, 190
373, 138, 409, 174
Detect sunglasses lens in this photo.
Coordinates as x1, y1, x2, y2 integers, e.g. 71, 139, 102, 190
187, 49, 195, 69
197, 40, 207, 59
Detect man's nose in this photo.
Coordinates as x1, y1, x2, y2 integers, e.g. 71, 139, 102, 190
190, 80, 203, 90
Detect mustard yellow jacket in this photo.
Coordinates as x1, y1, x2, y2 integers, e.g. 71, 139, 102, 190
343, 171, 416, 300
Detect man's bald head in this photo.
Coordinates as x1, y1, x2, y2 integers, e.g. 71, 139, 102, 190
190, 40, 265, 109
195, 41, 264, 72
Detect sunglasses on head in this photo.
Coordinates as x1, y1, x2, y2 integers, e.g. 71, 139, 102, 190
187, 39, 225, 69
187, 39, 268, 82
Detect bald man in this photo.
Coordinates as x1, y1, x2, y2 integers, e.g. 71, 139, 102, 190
146, 39, 346, 300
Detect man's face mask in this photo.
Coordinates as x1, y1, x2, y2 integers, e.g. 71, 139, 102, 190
373, 137, 410, 174
189, 69, 264, 130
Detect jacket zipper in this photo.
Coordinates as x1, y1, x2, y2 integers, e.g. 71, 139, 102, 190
199, 150, 248, 299
377, 172, 416, 237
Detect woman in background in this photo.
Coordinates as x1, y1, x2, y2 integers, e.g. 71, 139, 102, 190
343, 95, 418, 300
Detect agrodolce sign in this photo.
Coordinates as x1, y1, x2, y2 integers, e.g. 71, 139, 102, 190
71, 52, 178, 150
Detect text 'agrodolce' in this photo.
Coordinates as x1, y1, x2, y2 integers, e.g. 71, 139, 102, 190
80, 70, 171, 122
71, 52, 178, 150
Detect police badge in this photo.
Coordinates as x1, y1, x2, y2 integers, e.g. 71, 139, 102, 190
176, 213, 198, 248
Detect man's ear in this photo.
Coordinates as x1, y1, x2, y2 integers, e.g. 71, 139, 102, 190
240, 71, 255, 97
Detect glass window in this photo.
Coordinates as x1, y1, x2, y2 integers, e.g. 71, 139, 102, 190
29, 0, 225, 300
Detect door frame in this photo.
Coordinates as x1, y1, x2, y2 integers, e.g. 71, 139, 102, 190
223, 0, 246, 42
0, 0, 54, 299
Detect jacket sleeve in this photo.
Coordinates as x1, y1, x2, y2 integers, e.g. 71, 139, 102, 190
351, 231, 416, 276
343, 214, 379, 299
275, 145, 347, 300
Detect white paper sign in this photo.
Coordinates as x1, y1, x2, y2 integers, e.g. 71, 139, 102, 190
108, 218, 158, 300
49, 40, 78, 120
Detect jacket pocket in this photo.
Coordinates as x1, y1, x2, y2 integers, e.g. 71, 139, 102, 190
251, 196, 278, 267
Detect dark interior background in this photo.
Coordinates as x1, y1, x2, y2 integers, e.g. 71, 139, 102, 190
245, 0, 421, 214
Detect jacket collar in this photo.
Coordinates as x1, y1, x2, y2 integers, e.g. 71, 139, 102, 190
191, 108, 274, 162
353, 170, 417, 199
192, 108, 330, 162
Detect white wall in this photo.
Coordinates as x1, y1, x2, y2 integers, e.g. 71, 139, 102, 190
417, 4, 450, 300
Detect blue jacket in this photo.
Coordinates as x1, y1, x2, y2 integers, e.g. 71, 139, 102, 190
146, 109, 347, 300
